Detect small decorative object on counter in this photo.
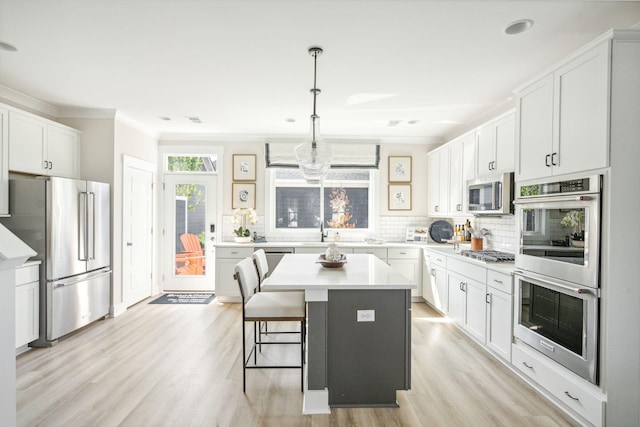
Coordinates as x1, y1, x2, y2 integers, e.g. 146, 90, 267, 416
471, 237, 483, 251
334, 232, 341, 242
232, 208, 257, 243
325, 243, 342, 262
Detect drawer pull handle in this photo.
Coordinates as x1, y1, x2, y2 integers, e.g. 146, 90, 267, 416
564, 391, 580, 402
493, 279, 503, 284
522, 362, 534, 370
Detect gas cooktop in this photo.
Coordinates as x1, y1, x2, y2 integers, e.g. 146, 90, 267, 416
459, 250, 515, 263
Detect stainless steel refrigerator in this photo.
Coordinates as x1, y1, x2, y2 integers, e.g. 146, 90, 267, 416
1, 176, 111, 346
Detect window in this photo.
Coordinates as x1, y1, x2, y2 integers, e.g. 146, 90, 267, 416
268, 168, 376, 236
165, 155, 217, 173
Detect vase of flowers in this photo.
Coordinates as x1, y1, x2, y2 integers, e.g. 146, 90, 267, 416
560, 210, 585, 246
232, 208, 256, 243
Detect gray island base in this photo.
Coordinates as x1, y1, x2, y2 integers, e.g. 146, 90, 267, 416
265, 254, 414, 413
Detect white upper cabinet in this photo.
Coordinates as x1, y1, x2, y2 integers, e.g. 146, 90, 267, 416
8, 111, 46, 175
448, 132, 475, 214
476, 111, 515, 177
427, 147, 449, 216
515, 75, 554, 181
8, 108, 80, 179
0, 107, 8, 216
47, 124, 79, 178
516, 40, 610, 181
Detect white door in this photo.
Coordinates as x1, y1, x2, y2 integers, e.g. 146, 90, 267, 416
163, 174, 217, 291
122, 158, 155, 306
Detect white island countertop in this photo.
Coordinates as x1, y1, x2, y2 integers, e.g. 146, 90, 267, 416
263, 253, 416, 292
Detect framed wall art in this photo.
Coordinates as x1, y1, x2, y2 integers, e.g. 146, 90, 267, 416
388, 156, 412, 183
232, 183, 256, 209
232, 154, 257, 181
388, 184, 412, 211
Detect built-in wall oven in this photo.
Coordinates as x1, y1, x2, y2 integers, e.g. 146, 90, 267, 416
513, 175, 601, 384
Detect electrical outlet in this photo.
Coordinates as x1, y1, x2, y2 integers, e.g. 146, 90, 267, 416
357, 309, 375, 322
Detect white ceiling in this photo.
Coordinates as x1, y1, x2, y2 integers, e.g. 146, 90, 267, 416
1, 0, 640, 143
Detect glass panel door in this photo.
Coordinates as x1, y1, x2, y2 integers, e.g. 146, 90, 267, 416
163, 174, 217, 291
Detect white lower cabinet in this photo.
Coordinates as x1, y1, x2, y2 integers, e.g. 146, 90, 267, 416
512, 343, 605, 427
352, 246, 387, 262
214, 246, 255, 302
447, 270, 486, 343
430, 252, 513, 363
424, 249, 448, 313
15, 262, 40, 349
387, 247, 422, 298
486, 270, 513, 361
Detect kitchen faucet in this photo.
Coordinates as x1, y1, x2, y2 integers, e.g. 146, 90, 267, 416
320, 222, 328, 242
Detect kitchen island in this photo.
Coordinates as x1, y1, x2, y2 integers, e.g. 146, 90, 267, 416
264, 253, 415, 414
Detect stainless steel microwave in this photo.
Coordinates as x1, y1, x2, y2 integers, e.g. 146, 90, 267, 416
467, 173, 514, 215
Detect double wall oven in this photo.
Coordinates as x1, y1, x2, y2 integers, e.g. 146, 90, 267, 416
513, 175, 601, 384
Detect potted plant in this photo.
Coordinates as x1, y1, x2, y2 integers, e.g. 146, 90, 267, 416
232, 208, 256, 243
560, 210, 585, 247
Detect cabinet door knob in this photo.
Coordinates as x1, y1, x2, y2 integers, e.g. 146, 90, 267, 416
126, 242, 133, 246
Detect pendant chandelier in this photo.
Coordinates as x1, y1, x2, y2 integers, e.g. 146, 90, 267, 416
294, 46, 332, 184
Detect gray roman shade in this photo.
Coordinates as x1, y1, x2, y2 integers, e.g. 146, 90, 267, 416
265, 142, 380, 169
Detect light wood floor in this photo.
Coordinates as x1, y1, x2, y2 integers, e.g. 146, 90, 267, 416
16, 299, 578, 427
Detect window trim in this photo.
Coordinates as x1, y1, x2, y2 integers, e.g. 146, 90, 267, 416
265, 168, 379, 241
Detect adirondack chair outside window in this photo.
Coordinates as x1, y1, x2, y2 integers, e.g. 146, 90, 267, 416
175, 233, 205, 275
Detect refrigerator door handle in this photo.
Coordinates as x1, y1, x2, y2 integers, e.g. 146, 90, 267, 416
79, 192, 89, 261
89, 192, 96, 260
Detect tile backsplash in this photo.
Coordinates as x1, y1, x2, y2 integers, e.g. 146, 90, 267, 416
221, 214, 516, 251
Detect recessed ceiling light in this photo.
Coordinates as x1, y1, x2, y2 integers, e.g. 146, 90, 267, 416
186, 116, 202, 124
159, 116, 171, 121
285, 118, 296, 123
387, 120, 401, 127
505, 19, 534, 35
0, 41, 18, 52
407, 120, 420, 125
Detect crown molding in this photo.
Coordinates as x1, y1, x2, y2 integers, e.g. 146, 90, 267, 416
0, 84, 58, 118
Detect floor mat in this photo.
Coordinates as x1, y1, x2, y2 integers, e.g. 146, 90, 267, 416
149, 293, 215, 304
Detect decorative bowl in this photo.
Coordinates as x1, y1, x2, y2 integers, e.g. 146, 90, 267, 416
317, 253, 347, 268
570, 239, 585, 248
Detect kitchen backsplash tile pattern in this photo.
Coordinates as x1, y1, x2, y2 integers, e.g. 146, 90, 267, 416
221, 214, 516, 250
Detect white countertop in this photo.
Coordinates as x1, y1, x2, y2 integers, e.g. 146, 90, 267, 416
17, 260, 41, 269
215, 241, 423, 249
263, 253, 416, 291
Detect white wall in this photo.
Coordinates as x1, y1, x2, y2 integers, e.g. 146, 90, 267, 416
113, 120, 158, 314
379, 143, 429, 217
62, 117, 159, 315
